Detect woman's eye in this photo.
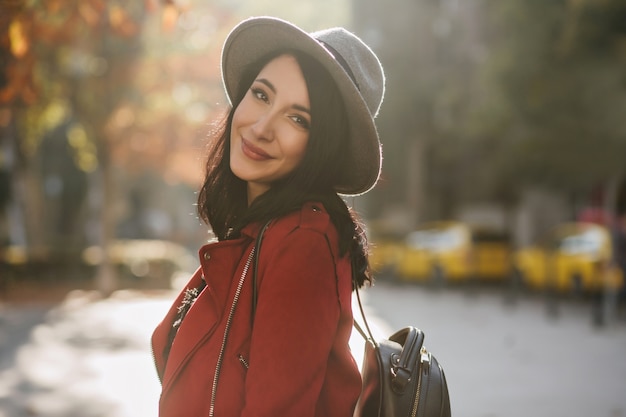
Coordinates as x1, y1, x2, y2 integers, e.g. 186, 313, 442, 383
291, 115, 310, 130
251, 88, 268, 103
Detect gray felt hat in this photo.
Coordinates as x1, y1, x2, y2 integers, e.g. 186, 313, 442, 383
221, 16, 385, 195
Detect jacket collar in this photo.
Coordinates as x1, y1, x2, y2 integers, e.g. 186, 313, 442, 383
239, 221, 264, 240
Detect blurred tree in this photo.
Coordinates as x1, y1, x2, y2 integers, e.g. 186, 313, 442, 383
0, 0, 197, 294
354, 0, 488, 224
480, 0, 626, 195
356, 0, 626, 230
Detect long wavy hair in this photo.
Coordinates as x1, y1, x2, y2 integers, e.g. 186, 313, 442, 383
197, 49, 371, 288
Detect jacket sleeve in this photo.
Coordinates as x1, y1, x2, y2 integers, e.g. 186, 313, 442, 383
240, 227, 342, 416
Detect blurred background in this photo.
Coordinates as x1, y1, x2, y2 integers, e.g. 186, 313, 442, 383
1, 0, 626, 300
0, 0, 626, 416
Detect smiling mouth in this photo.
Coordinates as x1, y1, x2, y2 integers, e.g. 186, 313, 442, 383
241, 138, 272, 161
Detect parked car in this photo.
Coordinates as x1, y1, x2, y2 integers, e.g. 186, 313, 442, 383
513, 222, 623, 294
395, 221, 512, 284
367, 220, 406, 279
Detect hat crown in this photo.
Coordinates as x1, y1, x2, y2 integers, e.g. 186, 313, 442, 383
313, 28, 385, 118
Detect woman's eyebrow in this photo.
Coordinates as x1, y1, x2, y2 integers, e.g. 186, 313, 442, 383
256, 78, 276, 93
292, 104, 311, 115
255, 78, 311, 115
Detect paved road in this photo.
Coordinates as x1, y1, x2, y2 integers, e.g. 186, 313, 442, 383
1, 279, 625, 417
360, 280, 626, 417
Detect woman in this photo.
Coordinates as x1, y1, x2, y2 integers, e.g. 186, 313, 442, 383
151, 16, 385, 416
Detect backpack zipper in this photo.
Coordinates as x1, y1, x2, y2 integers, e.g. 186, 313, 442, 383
411, 346, 431, 417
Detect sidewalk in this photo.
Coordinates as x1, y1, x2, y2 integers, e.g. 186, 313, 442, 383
0, 288, 171, 417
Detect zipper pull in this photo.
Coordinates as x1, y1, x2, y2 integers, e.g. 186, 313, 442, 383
420, 346, 430, 365
238, 354, 250, 370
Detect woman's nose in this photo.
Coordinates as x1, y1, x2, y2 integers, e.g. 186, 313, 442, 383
251, 112, 275, 141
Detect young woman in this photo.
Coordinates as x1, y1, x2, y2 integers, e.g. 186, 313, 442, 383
151, 16, 385, 416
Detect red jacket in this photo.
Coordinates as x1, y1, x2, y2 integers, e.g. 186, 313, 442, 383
152, 202, 361, 416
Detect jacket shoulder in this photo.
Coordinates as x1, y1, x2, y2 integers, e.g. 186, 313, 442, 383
270, 201, 332, 237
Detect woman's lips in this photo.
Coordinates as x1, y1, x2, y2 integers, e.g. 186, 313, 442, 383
241, 138, 272, 161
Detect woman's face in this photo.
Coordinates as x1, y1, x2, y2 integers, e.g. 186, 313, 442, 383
230, 54, 311, 204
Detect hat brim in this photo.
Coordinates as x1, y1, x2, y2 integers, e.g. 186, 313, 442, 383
221, 17, 381, 195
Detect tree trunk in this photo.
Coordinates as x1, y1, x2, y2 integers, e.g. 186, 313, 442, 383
95, 146, 117, 297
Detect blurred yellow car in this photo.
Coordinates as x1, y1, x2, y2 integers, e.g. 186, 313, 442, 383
368, 227, 405, 276
513, 222, 623, 294
369, 238, 404, 275
395, 221, 512, 284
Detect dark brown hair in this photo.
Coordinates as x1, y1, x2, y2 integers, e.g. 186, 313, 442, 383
197, 50, 371, 287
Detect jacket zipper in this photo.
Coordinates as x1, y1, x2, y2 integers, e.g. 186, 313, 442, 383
152, 345, 162, 384
208, 246, 255, 417
411, 346, 431, 417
